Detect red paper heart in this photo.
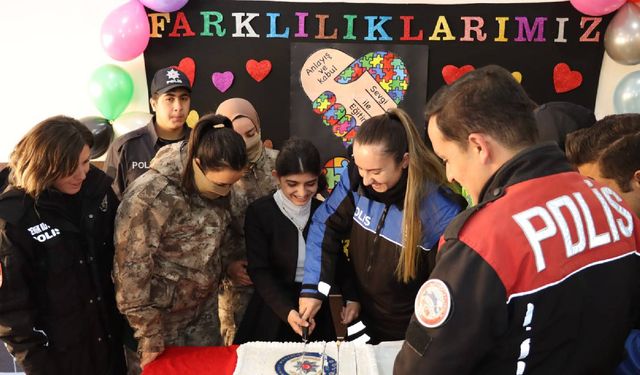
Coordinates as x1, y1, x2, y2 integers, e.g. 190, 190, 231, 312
442, 64, 475, 85
174, 57, 195, 86
553, 63, 582, 94
246, 59, 272, 82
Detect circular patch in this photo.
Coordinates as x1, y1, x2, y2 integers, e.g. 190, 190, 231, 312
415, 279, 452, 328
274, 352, 337, 375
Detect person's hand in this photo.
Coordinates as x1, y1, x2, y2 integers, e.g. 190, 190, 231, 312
140, 351, 162, 369
287, 309, 316, 336
341, 301, 360, 325
226, 260, 253, 286
298, 297, 322, 322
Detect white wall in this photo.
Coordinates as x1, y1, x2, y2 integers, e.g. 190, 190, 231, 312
0, 0, 634, 161
0, 0, 149, 161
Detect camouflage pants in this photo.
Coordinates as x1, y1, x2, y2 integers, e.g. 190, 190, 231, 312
218, 282, 254, 345
163, 294, 223, 347
124, 347, 141, 375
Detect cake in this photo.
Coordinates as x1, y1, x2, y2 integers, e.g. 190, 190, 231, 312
233, 341, 379, 375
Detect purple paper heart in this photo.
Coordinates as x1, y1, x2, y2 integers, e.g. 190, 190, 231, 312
211, 71, 234, 93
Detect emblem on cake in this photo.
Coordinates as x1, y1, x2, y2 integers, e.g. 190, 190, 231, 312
233, 341, 379, 375
274, 352, 337, 374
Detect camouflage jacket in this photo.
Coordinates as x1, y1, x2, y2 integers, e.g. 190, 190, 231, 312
113, 142, 241, 354
228, 147, 279, 243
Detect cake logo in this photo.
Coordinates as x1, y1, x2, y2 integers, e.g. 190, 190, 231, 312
415, 278, 452, 328
275, 352, 337, 375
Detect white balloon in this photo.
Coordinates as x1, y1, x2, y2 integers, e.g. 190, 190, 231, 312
112, 111, 152, 137
613, 70, 640, 114
605, 3, 640, 65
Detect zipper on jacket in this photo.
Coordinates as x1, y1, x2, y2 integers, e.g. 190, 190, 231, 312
366, 204, 390, 274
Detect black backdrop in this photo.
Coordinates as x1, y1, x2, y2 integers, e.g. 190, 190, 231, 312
144, 0, 609, 155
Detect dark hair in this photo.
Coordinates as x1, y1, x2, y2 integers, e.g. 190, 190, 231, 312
565, 128, 594, 167
598, 132, 640, 193
427, 65, 538, 150
355, 108, 447, 282
9, 115, 93, 197
181, 113, 247, 193
275, 137, 327, 192
565, 114, 640, 167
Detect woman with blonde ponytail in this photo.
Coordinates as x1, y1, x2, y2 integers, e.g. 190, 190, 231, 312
299, 108, 463, 343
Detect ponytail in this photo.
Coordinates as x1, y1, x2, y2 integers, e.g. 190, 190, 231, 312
181, 113, 247, 194
390, 108, 447, 282
356, 108, 446, 282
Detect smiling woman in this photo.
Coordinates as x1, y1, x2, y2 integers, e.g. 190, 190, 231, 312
299, 108, 465, 344
234, 138, 358, 344
0, 115, 127, 375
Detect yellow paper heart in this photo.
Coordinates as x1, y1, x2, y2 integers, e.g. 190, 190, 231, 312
186, 110, 200, 128
512, 71, 522, 84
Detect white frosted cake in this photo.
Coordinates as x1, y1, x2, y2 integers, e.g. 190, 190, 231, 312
233, 341, 379, 375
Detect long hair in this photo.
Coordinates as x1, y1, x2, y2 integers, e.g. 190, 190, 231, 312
181, 113, 247, 194
356, 108, 447, 282
9, 115, 93, 198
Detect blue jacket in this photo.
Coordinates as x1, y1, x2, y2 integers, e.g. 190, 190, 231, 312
301, 164, 462, 341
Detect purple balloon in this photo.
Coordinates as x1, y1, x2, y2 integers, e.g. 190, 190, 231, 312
101, 0, 150, 61
570, 0, 626, 16
140, 0, 189, 13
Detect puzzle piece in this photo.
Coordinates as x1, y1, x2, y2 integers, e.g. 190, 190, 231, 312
312, 91, 336, 114
322, 157, 350, 192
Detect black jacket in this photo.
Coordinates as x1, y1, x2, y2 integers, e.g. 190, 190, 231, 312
0, 167, 126, 375
103, 118, 190, 199
235, 195, 357, 343
395, 144, 640, 375
302, 164, 462, 342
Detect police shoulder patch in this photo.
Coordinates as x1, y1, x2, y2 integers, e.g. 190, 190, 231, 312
415, 278, 452, 328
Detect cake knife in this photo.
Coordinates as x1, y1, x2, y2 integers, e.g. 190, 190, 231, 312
336, 340, 341, 375
298, 326, 309, 375
319, 342, 327, 374
353, 344, 358, 375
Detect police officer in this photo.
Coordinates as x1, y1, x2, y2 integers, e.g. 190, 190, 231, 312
394, 65, 640, 374
215, 98, 279, 345
0, 116, 126, 375
103, 66, 192, 199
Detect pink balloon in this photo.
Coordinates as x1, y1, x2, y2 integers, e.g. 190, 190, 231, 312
140, 0, 189, 13
101, 0, 150, 61
570, 0, 626, 16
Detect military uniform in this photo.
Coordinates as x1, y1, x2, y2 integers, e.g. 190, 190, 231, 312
219, 147, 278, 345
114, 142, 242, 356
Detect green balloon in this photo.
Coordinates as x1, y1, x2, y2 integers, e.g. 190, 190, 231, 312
88, 64, 134, 120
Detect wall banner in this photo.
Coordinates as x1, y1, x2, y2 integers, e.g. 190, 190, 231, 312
144, 1, 609, 187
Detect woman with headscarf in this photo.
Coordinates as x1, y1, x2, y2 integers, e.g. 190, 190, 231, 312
215, 98, 279, 345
